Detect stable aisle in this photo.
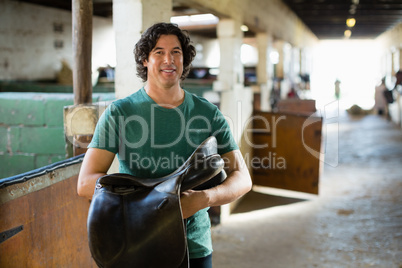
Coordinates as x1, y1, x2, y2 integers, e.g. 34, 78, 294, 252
212, 112, 402, 268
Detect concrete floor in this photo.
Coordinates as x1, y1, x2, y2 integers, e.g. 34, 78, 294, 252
211, 112, 402, 268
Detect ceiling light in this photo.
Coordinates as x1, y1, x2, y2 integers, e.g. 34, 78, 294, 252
190, 14, 218, 22
344, 29, 352, 38
170, 13, 219, 26
240, 25, 249, 32
346, 18, 356, 27
171, 15, 191, 24
349, 4, 357, 14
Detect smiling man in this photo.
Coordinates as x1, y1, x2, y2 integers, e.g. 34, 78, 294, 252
143, 34, 184, 96
77, 23, 252, 268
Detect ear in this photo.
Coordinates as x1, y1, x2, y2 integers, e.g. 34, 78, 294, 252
143, 59, 148, 67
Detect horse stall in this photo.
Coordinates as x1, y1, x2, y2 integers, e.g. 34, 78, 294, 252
252, 99, 323, 194
0, 155, 96, 267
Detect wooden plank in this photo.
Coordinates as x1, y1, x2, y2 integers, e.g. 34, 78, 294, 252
0, 175, 95, 267
277, 99, 316, 115
251, 111, 322, 194
253, 92, 261, 111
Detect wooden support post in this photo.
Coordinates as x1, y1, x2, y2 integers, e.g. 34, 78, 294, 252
72, 0, 93, 105
73, 134, 93, 156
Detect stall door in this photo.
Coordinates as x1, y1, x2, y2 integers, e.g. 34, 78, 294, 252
252, 111, 323, 194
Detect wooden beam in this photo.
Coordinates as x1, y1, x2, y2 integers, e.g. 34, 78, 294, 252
72, 0, 93, 105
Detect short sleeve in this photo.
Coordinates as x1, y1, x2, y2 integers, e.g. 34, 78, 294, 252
211, 108, 239, 155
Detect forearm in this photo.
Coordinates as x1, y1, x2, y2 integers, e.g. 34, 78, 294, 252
77, 172, 107, 200
203, 149, 253, 207
77, 148, 116, 200
203, 169, 252, 208
180, 160, 252, 219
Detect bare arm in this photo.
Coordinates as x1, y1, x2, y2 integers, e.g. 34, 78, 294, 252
77, 148, 116, 199
180, 149, 252, 219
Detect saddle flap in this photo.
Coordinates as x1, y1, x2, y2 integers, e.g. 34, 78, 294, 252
97, 173, 151, 187
88, 187, 187, 267
174, 136, 218, 174
193, 169, 227, 191
180, 154, 225, 192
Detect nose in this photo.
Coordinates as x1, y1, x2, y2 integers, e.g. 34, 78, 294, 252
164, 52, 174, 64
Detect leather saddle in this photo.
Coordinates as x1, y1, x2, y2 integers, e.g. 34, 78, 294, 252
87, 136, 226, 268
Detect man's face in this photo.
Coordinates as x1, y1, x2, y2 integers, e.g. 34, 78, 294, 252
143, 34, 183, 89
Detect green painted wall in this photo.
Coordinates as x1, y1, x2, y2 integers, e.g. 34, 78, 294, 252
0, 92, 115, 179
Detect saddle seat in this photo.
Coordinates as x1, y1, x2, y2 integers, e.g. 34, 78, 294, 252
87, 136, 226, 268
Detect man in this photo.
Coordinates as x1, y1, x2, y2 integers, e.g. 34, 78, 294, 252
374, 77, 387, 116
395, 70, 402, 90
77, 22, 252, 267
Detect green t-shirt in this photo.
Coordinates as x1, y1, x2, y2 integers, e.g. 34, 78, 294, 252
89, 87, 238, 258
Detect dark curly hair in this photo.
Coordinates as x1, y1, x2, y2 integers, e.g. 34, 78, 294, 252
134, 23, 196, 82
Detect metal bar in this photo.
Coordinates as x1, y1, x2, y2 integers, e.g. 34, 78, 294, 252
0, 225, 24, 244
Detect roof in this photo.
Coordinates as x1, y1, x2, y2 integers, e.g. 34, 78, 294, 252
16, 0, 402, 39
282, 0, 402, 39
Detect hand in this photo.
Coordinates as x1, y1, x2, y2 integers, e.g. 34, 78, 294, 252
180, 190, 209, 219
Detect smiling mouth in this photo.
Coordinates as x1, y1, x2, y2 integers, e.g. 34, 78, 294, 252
161, 65, 177, 73
161, 69, 176, 74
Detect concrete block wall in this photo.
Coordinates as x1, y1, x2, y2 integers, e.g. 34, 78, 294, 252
0, 1, 115, 82
0, 92, 115, 179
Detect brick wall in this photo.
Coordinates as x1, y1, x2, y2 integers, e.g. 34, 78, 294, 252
0, 92, 115, 178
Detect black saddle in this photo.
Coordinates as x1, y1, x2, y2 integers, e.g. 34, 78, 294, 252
87, 136, 226, 268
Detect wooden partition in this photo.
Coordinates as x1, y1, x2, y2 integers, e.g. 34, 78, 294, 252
252, 111, 323, 194
0, 155, 96, 267
277, 99, 316, 115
